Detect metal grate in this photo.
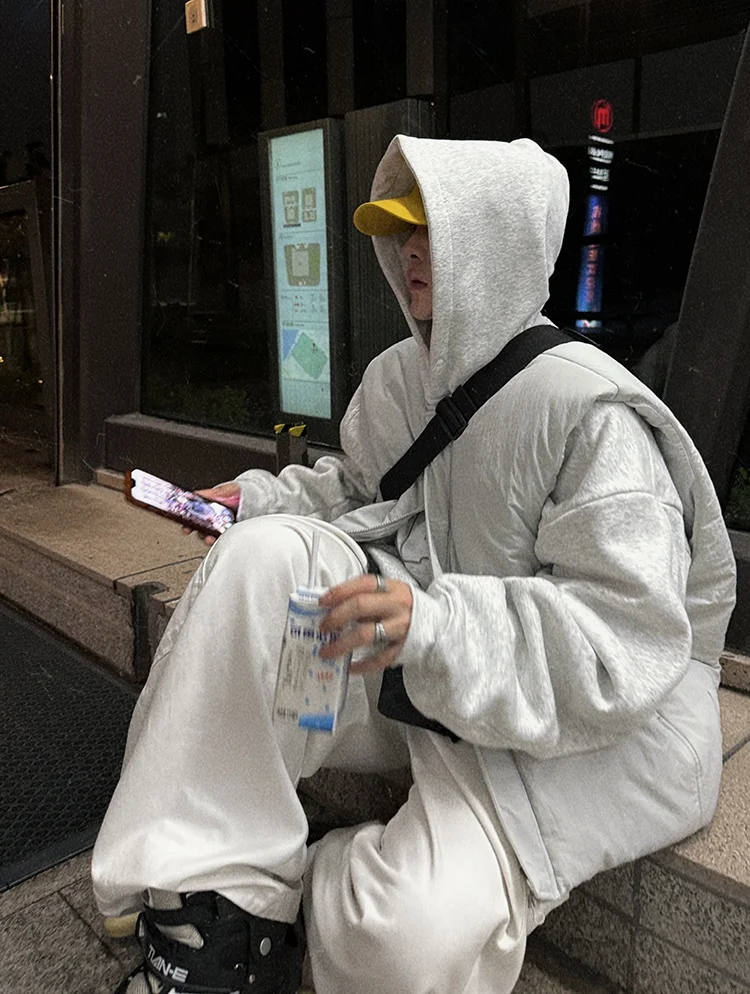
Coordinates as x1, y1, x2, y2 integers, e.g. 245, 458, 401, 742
0, 599, 136, 890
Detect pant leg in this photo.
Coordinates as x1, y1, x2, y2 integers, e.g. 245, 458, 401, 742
305, 729, 529, 994
92, 514, 408, 923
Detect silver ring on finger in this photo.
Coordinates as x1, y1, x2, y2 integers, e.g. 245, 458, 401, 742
373, 621, 390, 651
374, 574, 387, 593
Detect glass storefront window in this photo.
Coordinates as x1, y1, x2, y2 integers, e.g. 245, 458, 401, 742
0, 212, 43, 412
141, 0, 272, 436
448, 19, 746, 391
546, 130, 720, 376
141, 0, 749, 465
353, 0, 407, 108
0, 0, 51, 431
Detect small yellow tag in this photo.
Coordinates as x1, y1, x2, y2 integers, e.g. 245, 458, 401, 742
274, 423, 307, 436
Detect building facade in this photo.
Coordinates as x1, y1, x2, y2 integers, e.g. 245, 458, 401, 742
3, 0, 750, 646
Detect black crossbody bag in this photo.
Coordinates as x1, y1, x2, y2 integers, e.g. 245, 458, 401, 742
376, 324, 583, 738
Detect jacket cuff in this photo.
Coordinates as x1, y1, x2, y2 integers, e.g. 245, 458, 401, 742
230, 471, 276, 521
399, 586, 449, 713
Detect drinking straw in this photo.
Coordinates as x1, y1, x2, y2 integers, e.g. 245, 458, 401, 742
308, 531, 320, 589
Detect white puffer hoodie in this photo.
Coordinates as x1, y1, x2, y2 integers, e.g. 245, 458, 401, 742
234, 136, 736, 907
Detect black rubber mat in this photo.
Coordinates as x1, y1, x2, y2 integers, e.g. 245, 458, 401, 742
0, 598, 137, 890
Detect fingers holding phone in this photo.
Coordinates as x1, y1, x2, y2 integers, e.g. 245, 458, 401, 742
195, 483, 241, 511
182, 484, 242, 545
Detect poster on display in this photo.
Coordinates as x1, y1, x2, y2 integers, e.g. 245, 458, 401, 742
268, 128, 332, 420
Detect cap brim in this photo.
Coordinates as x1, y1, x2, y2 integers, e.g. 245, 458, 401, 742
353, 187, 427, 236
353, 202, 417, 236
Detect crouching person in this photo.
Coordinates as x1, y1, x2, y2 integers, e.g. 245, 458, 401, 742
93, 136, 736, 994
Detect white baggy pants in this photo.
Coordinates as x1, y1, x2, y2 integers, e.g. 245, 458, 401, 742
92, 515, 529, 994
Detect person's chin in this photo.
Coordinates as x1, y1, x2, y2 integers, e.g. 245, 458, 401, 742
409, 298, 433, 322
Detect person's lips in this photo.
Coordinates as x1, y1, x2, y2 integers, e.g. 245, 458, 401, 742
408, 275, 428, 291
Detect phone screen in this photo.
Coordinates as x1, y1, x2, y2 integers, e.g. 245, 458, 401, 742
130, 470, 236, 534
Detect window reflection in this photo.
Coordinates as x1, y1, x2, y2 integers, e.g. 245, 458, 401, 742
547, 131, 720, 371
142, 0, 270, 435
0, 212, 42, 411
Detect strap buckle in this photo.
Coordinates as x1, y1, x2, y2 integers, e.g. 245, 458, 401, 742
435, 386, 476, 441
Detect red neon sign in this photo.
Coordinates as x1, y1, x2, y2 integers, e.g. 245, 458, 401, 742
591, 99, 614, 134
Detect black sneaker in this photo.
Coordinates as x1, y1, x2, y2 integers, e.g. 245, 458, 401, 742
115, 890, 305, 994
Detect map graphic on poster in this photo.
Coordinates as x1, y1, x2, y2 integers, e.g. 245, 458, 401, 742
269, 129, 331, 419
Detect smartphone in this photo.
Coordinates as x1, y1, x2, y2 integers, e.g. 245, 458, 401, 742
125, 469, 236, 537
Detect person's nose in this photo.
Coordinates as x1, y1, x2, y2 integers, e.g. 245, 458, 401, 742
401, 231, 423, 261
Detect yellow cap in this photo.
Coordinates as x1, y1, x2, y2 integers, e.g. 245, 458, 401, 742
353, 185, 426, 236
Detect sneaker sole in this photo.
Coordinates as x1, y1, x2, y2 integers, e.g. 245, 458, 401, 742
104, 912, 140, 938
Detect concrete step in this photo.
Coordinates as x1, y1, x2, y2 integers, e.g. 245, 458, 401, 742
519, 942, 617, 993
720, 648, 750, 693
0, 481, 205, 680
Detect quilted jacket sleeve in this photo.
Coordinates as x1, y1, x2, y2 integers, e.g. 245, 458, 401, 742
232, 452, 373, 523
399, 403, 697, 757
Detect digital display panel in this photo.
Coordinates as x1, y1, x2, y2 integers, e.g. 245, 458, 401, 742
576, 243, 604, 316
268, 128, 331, 419
575, 132, 615, 330
582, 192, 609, 237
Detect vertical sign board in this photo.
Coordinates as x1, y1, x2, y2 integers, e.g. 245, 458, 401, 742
575, 105, 615, 331
260, 120, 346, 445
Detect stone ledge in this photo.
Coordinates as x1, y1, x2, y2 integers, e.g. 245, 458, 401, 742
0, 483, 201, 584
0, 531, 135, 677
0, 483, 205, 679
639, 857, 750, 985
659, 742, 750, 904
721, 650, 750, 693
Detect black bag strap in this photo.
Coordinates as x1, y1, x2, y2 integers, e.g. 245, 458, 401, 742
379, 324, 583, 501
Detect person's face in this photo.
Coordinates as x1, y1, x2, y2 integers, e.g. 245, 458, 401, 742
401, 226, 433, 321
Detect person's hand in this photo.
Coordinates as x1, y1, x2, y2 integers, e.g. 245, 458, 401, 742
318, 575, 413, 675
181, 483, 241, 546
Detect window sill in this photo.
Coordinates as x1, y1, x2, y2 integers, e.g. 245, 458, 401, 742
104, 412, 337, 490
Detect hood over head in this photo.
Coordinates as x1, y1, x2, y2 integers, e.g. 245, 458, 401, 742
367, 136, 570, 404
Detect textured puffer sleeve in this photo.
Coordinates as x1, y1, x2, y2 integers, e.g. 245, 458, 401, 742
399, 404, 695, 757
232, 453, 373, 522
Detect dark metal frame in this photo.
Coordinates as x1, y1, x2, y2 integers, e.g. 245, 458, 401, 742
258, 118, 348, 448
0, 180, 55, 442
54, 0, 81, 481
56, 0, 151, 482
